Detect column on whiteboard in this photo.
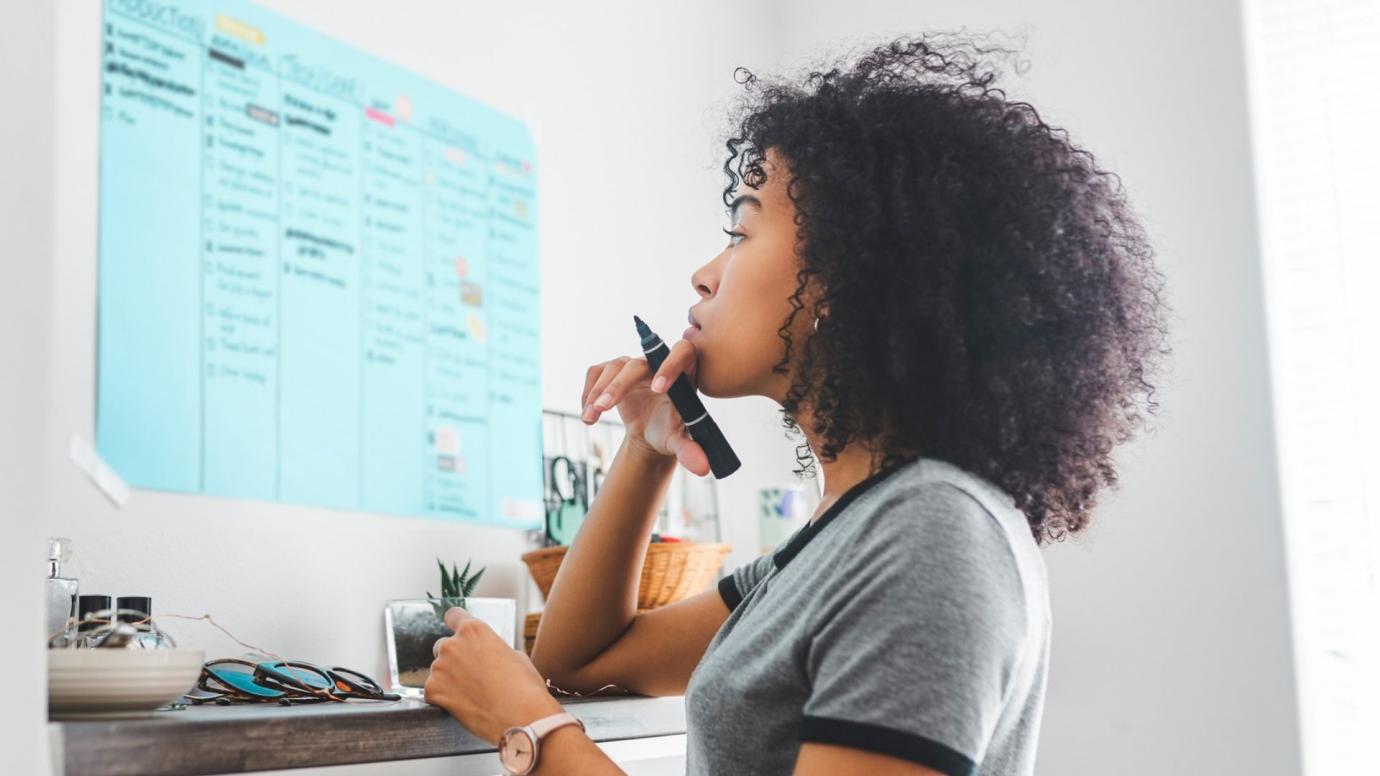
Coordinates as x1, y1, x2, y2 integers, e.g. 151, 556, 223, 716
276, 66, 364, 509
95, 6, 204, 492
199, 30, 281, 499
420, 120, 492, 521
358, 94, 428, 515
484, 132, 543, 529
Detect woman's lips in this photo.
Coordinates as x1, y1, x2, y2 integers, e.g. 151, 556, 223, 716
685, 309, 703, 339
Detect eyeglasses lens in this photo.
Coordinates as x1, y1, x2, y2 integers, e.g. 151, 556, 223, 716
206, 662, 284, 698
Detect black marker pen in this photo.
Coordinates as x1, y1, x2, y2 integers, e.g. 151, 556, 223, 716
634, 315, 741, 479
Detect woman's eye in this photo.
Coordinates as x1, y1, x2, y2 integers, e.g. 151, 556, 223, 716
721, 227, 745, 246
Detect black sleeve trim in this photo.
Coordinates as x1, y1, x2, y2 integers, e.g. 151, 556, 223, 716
717, 574, 743, 611
799, 715, 976, 776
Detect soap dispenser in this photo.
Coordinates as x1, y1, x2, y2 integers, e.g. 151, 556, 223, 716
45, 538, 79, 646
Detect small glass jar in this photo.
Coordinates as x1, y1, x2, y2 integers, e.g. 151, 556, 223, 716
115, 597, 176, 649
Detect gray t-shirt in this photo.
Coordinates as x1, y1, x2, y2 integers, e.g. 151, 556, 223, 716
684, 457, 1051, 775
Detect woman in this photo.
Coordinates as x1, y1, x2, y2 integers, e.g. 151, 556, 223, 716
425, 34, 1167, 775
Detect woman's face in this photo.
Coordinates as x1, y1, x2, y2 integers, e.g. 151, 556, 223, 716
686, 149, 814, 403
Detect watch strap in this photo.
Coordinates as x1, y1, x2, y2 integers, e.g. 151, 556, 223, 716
504, 712, 585, 776
530, 710, 585, 739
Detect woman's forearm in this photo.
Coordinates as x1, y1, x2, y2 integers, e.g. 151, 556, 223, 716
532, 725, 625, 775
530, 437, 677, 682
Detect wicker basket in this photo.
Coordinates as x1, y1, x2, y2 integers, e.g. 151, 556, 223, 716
521, 542, 732, 611
524, 611, 541, 654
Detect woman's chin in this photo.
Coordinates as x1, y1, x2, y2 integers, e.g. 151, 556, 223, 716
692, 370, 723, 399
692, 349, 760, 399
694, 371, 749, 401
693, 346, 773, 399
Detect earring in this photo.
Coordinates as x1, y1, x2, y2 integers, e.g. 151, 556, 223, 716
813, 316, 825, 332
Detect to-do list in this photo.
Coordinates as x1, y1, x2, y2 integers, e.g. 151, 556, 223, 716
97, 0, 543, 527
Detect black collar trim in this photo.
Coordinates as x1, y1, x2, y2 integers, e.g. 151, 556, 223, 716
772, 461, 912, 570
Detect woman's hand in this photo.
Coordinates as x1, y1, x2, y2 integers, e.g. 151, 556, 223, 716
425, 606, 563, 745
579, 339, 710, 477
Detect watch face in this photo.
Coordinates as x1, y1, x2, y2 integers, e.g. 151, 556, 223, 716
500, 728, 536, 773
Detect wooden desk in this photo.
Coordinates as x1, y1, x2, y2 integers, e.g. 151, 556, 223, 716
50, 695, 687, 775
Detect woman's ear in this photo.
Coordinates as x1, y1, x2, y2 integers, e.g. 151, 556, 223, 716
811, 292, 830, 325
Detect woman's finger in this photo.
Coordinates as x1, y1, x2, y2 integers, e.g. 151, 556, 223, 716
650, 339, 698, 394
584, 359, 624, 408
666, 426, 710, 477
582, 359, 626, 417
432, 635, 449, 659
580, 363, 604, 412
443, 606, 476, 631
587, 358, 648, 419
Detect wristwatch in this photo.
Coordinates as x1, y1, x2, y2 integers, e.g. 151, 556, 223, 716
498, 711, 586, 775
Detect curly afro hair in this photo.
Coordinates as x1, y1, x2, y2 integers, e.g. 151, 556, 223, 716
721, 33, 1169, 545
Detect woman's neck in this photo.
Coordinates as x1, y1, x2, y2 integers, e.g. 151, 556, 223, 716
800, 431, 885, 526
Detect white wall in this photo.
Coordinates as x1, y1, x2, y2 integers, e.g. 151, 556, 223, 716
45, 0, 793, 690
0, 3, 57, 771
772, 1, 1302, 774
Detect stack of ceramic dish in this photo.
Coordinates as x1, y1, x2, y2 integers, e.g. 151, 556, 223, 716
48, 648, 204, 718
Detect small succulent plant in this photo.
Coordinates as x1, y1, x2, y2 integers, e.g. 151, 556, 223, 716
428, 558, 485, 620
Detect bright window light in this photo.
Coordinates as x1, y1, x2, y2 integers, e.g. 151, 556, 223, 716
1243, 1, 1380, 773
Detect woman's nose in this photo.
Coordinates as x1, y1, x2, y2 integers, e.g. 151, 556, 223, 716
690, 259, 717, 299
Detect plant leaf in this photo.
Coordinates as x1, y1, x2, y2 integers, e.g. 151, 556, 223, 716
463, 566, 485, 596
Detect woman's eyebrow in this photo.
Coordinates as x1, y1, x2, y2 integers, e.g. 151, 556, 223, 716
728, 194, 763, 223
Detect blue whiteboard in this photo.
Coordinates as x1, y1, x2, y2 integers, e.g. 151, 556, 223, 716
96, 0, 543, 528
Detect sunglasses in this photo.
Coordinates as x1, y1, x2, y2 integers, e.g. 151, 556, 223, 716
190, 659, 399, 705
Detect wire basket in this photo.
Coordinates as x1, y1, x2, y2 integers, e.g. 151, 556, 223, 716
537, 410, 723, 547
